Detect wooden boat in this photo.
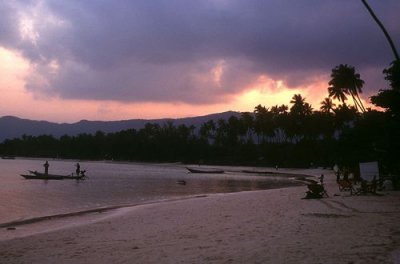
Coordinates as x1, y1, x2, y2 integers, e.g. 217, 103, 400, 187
186, 167, 224, 174
21, 170, 86, 180
21, 174, 65, 180
1, 156, 15, 159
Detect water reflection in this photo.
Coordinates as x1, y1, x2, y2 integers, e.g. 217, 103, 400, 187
0, 159, 300, 225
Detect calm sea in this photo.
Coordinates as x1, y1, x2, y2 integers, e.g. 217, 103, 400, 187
0, 158, 300, 226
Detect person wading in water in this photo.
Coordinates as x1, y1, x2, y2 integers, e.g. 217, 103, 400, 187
43, 161, 49, 175
75, 163, 81, 176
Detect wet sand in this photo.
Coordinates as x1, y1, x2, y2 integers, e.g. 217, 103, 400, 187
1, 169, 399, 263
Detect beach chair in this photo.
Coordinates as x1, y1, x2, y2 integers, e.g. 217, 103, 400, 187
337, 179, 356, 195
354, 162, 380, 195
353, 177, 378, 195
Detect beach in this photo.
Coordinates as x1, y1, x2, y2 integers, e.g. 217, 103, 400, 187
1, 169, 399, 264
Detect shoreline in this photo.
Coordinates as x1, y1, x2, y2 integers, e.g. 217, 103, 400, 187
0, 193, 211, 232
1, 166, 311, 230
1, 169, 399, 263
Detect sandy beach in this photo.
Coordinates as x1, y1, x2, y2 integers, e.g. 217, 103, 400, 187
1, 169, 399, 264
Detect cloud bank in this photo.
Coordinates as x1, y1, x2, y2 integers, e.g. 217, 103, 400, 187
1, 0, 399, 104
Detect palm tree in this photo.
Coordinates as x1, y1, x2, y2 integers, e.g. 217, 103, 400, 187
288, 94, 313, 141
215, 119, 229, 147
304, 103, 313, 116
253, 104, 274, 143
333, 103, 359, 129
361, 0, 399, 61
270, 104, 289, 143
270, 105, 280, 116
290, 94, 312, 116
328, 64, 366, 112
199, 120, 216, 143
328, 85, 348, 104
227, 116, 241, 145
320, 98, 336, 113
271, 104, 289, 115
240, 112, 254, 142
290, 94, 305, 105
278, 104, 289, 114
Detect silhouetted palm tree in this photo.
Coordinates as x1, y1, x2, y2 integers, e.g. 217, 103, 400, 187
320, 98, 336, 113
271, 104, 289, 115
328, 85, 347, 104
278, 104, 289, 114
227, 116, 241, 145
333, 103, 359, 128
290, 94, 312, 116
328, 64, 366, 112
303, 103, 313, 116
290, 94, 305, 105
253, 104, 270, 143
240, 112, 254, 142
215, 119, 230, 147
199, 120, 216, 143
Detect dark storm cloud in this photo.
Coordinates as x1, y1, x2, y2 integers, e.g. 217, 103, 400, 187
2, 0, 399, 103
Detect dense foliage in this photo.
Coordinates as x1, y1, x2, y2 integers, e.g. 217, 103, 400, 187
0, 98, 394, 170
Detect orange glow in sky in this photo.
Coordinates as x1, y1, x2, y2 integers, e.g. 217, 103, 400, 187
0, 47, 374, 123
234, 75, 328, 112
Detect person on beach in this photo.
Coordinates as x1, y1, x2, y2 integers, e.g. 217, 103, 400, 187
319, 174, 324, 184
43, 160, 49, 175
75, 163, 81, 176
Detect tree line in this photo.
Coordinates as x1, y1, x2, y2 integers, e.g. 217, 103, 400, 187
0, 62, 399, 175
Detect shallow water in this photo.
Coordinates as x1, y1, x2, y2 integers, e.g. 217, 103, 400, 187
0, 158, 300, 226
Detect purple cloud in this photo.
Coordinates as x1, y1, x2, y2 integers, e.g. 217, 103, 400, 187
2, 0, 399, 103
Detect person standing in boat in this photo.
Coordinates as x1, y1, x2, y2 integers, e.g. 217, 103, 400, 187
75, 163, 81, 176
43, 161, 49, 175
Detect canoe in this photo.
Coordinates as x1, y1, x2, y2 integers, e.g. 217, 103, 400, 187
186, 167, 224, 174
1, 156, 15, 159
21, 174, 65, 180
22, 171, 86, 180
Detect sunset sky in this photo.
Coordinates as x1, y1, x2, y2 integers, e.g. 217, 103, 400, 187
0, 0, 399, 123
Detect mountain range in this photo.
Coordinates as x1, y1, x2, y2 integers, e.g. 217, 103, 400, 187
0, 111, 240, 142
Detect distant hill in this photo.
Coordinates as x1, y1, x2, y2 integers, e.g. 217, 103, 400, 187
0, 111, 241, 142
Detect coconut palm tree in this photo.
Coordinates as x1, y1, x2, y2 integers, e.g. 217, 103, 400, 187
328, 85, 348, 104
278, 104, 289, 114
320, 97, 336, 113
271, 104, 289, 115
290, 94, 305, 108
240, 112, 254, 142
333, 103, 359, 129
328, 64, 366, 112
303, 103, 313, 116
199, 120, 216, 143
253, 104, 274, 143
290, 94, 312, 116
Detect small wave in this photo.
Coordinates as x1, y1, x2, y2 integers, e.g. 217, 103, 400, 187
0, 205, 126, 229
0, 195, 211, 229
